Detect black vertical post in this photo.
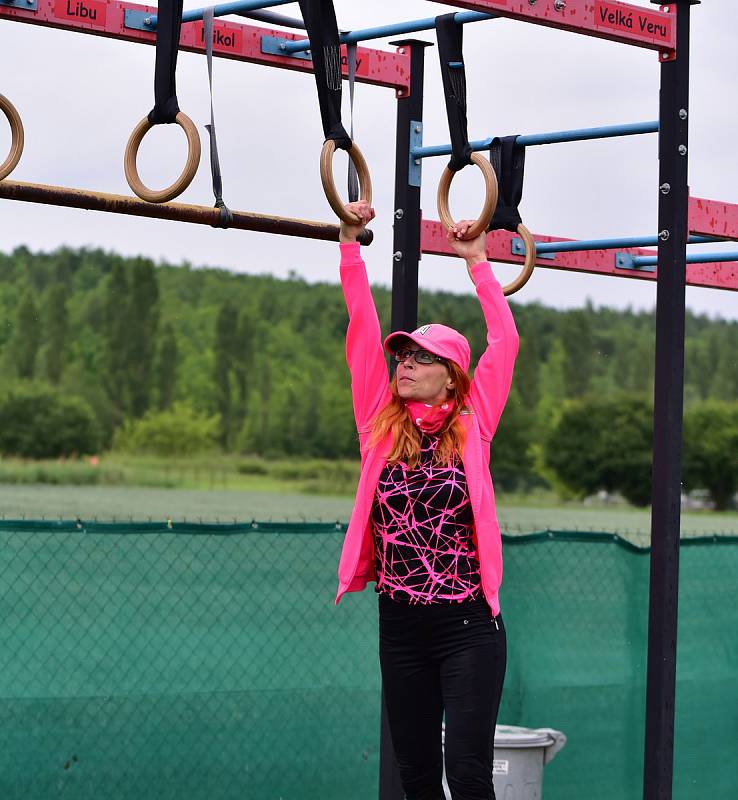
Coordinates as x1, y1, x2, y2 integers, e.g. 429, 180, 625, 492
643, 3, 696, 799
379, 38, 430, 800
389, 39, 431, 336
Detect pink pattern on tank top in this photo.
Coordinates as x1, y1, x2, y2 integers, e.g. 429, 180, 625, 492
371, 433, 482, 604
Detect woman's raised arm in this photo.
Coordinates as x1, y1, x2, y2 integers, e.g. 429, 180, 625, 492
339, 203, 392, 435
448, 224, 520, 442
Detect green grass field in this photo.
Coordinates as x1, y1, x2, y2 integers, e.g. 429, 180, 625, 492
1, 453, 736, 539
1, 483, 736, 541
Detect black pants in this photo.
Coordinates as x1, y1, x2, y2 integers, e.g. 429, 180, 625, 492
378, 594, 507, 800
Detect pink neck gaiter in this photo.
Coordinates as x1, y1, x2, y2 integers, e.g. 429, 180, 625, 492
405, 398, 456, 434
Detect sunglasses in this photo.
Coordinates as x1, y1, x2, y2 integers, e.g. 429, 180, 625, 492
393, 348, 447, 366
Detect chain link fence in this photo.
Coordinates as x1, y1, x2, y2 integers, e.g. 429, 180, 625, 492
1, 521, 737, 799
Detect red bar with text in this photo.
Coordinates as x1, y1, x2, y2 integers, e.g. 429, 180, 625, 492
430, 0, 676, 58
0, 0, 411, 92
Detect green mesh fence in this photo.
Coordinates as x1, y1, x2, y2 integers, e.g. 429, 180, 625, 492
1, 521, 736, 800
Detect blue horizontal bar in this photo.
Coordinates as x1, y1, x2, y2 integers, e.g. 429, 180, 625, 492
633, 251, 738, 267
280, 10, 495, 54
531, 234, 715, 256
147, 0, 294, 28
518, 120, 659, 146
412, 120, 659, 159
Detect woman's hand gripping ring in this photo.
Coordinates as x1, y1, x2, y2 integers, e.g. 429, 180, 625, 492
124, 111, 201, 203
0, 94, 24, 181
502, 223, 536, 296
320, 139, 372, 225
437, 152, 498, 242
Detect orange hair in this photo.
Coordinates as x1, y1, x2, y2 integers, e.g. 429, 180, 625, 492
368, 361, 471, 469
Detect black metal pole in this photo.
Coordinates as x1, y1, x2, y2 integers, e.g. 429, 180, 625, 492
643, 3, 696, 799
389, 39, 430, 336
379, 38, 430, 800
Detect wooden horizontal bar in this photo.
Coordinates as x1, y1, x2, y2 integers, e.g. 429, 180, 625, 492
421, 219, 738, 292
430, 0, 676, 58
0, 0, 411, 92
0, 180, 374, 245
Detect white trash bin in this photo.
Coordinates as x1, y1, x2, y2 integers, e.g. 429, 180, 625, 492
441, 723, 566, 799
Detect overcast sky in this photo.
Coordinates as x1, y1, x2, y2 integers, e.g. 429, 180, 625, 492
1, 0, 736, 319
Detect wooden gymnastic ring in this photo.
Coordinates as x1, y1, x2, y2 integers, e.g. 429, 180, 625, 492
503, 223, 536, 296
437, 152, 498, 241
124, 111, 201, 203
0, 94, 24, 181
320, 139, 372, 224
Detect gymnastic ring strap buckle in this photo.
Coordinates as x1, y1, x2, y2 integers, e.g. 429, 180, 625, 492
212, 198, 233, 229
502, 223, 536, 297
436, 152, 498, 241
0, 94, 25, 182
319, 139, 372, 224
124, 111, 201, 204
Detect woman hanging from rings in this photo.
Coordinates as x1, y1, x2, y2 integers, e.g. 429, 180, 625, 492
335, 199, 519, 800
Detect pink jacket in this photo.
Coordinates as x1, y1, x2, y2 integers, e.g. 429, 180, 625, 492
335, 242, 519, 616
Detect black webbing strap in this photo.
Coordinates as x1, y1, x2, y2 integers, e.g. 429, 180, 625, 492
147, 0, 184, 125
435, 14, 473, 173
346, 41, 359, 202
297, 0, 352, 150
204, 8, 233, 229
488, 135, 526, 231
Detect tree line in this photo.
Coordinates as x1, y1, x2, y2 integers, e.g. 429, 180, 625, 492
0, 245, 736, 507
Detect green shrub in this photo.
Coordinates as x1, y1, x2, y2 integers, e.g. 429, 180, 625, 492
0, 384, 100, 458
270, 461, 319, 481
544, 394, 653, 506
296, 460, 360, 495
683, 401, 738, 510
236, 460, 269, 476
113, 403, 220, 457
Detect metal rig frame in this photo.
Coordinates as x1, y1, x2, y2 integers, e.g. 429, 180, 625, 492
0, 2, 732, 799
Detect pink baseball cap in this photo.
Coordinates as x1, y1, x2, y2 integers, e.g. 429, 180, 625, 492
384, 323, 471, 372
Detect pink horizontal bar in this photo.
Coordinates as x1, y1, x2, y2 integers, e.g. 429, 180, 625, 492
689, 197, 738, 241
0, 0, 411, 92
421, 219, 738, 292
429, 0, 676, 58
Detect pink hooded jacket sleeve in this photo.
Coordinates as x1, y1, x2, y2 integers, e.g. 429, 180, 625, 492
339, 242, 392, 437
467, 262, 520, 441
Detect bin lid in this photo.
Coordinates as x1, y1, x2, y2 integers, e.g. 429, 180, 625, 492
494, 725, 556, 749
